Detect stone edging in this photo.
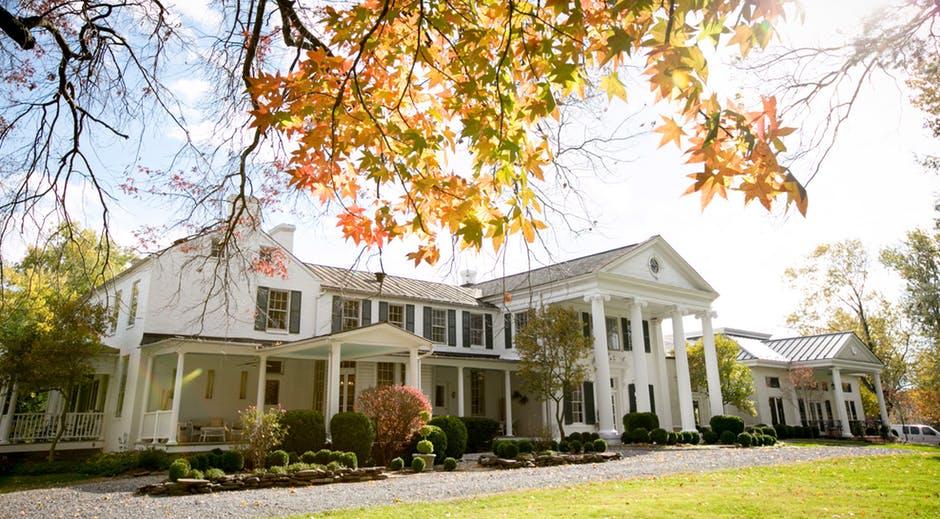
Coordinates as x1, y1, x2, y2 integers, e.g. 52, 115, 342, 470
137, 467, 387, 496
478, 451, 622, 469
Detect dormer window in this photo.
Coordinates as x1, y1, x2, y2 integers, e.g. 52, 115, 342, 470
210, 237, 225, 258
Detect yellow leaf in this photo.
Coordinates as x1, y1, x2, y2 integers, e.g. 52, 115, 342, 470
600, 72, 627, 102
654, 116, 685, 148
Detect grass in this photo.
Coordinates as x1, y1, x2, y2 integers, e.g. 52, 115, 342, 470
0, 472, 97, 494
786, 438, 940, 453
304, 453, 940, 518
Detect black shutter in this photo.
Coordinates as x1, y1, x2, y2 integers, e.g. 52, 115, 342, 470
769, 398, 778, 425
643, 320, 651, 353
254, 286, 269, 331
462, 311, 471, 347
423, 306, 432, 339
582, 312, 591, 337
378, 301, 389, 322
447, 309, 457, 346
648, 384, 656, 413
405, 304, 415, 332
484, 314, 493, 349
563, 385, 573, 425
622, 317, 632, 351
779, 399, 787, 425
504, 314, 513, 349
331, 295, 343, 333
361, 299, 372, 326
288, 290, 302, 334
628, 383, 637, 413
584, 381, 596, 425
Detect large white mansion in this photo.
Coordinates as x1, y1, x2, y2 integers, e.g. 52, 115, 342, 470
0, 218, 889, 453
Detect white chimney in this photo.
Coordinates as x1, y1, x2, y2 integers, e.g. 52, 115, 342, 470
226, 194, 262, 228
460, 269, 477, 286
269, 223, 296, 253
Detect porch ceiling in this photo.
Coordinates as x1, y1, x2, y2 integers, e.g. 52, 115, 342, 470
260, 322, 432, 359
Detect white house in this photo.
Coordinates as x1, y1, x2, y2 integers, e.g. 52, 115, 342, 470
0, 212, 888, 454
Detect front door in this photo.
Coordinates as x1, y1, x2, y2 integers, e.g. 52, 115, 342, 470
610, 378, 619, 424
338, 361, 356, 412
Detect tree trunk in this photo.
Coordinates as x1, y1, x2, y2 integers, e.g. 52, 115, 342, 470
552, 397, 565, 440
48, 388, 72, 462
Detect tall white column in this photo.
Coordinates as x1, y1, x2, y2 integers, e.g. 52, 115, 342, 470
671, 309, 696, 431
584, 294, 616, 437
504, 370, 513, 436
167, 352, 186, 444
408, 348, 421, 390
457, 367, 465, 417
831, 368, 852, 437
629, 300, 651, 412
0, 383, 19, 444
698, 310, 724, 419
651, 318, 673, 430
872, 371, 889, 425
328, 343, 342, 422
256, 354, 268, 412
137, 355, 155, 439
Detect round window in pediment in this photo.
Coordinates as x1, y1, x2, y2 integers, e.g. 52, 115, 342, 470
649, 256, 661, 276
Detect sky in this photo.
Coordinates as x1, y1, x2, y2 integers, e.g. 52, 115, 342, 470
12, 0, 938, 339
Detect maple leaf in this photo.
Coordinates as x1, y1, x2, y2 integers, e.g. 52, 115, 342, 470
600, 72, 627, 102
655, 116, 686, 148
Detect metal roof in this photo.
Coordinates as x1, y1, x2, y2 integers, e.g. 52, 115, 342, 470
307, 264, 488, 308
472, 241, 645, 298
760, 332, 855, 362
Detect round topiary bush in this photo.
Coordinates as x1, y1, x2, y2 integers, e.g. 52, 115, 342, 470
417, 439, 434, 454
411, 425, 448, 464
205, 468, 225, 481
719, 430, 736, 445
623, 412, 660, 434
568, 439, 583, 453
340, 452, 358, 469
443, 457, 458, 471
429, 416, 468, 460
188, 469, 205, 480
559, 441, 570, 453
620, 431, 631, 444
629, 427, 650, 444
220, 450, 244, 473
703, 430, 719, 445
300, 451, 317, 464
676, 431, 688, 444
411, 456, 426, 472
189, 453, 211, 471
736, 432, 753, 447
688, 431, 700, 445
168, 459, 189, 482
567, 432, 582, 443
313, 449, 332, 465
517, 440, 534, 454
583, 441, 595, 453
330, 412, 376, 467
593, 438, 607, 452
325, 461, 342, 472
649, 428, 668, 445
666, 431, 678, 445
266, 449, 289, 468
501, 442, 520, 459
279, 409, 327, 455
389, 457, 405, 470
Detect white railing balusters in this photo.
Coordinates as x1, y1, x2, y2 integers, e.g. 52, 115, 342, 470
9, 412, 104, 443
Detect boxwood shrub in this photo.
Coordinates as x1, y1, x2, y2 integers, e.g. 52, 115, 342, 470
388, 457, 404, 470
266, 449, 289, 468
593, 438, 608, 452
568, 439, 583, 453
429, 415, 468, 459
719, 430, 737, 445
459, 417, 501, 453
688, 431, 700, 445
649, 428, 668, 445
330, 412, 375, 466
736, 432, 753, 447
709, 415, 745, 437
666, 431, 678, 445
629, 427, 650, 444
168, 459, 190, 481
583, 441, 595, 453
443, 457, 458, 471
411, 456, 426, 472
703, 430, 719, 444
279, 409, 326, 455
623, 412, 659, 434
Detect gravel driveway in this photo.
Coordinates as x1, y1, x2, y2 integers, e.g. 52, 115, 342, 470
0, 445, 897, 519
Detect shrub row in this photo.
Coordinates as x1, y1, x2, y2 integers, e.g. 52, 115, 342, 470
558, 438, 607, 454
7, 449, 176, 477
736, 432, 777, 447
298, 449, 358, 468
460, 417, 501, 453
622, 427, 700, 445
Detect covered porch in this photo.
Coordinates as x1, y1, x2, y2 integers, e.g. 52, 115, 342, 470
136, 323, 433, 447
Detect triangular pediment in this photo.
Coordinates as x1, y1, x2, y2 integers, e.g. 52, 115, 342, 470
834, 334, 884, 366
601, 236, 717, 294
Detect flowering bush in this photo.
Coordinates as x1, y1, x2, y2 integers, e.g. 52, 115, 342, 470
356, 385, 432, 465
239, 405, 286, 470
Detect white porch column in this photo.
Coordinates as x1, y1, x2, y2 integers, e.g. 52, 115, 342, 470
831, 368, 852, 437
0, 383, 19, 444
256, 354, 268, 412
408, 348, 421, 390
504, 370, 513, 436
137, 355, 155, 439
651, 318, 673, 430
698, 310, 723, 419
873, 371, 889, 425
167, 352, 186, 444
671, 309, 696, 431
629, 300, 651, 412
457, 367, 465, 417
328, 342, 342, 422
584, 294, 616, 437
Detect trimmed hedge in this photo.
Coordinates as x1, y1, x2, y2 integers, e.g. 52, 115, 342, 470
429, 415, 468, 459
266, 449, 289, 468
168, 459, 189, 482
623, 412, 660, 433
628, 427, 650, 444
736, 432, 753, 447
719, 430, 737, 445
330, 412, 375, 466
650, 428, 668, 445
703, 430, 719, 444
459, 417, 501, 453
666, 431, 678, 445
709, 415, 745, 437
279, 409, 327, 455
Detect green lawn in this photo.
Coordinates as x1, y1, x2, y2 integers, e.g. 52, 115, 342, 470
785, 438, 940, 453
0, 472, 97, 494
308, 453, 940, 518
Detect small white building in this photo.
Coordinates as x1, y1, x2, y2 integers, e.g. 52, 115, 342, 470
0, 213, 889, 454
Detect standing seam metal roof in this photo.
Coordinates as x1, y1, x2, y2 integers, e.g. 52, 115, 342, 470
307, 264, 488, 308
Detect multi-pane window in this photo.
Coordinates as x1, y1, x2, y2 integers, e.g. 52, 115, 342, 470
266, 289, 289, 330
239, 371, 248, 399
623, 319, 633, 351
769, 397, 785, 425
841, 382, 852, 393
766, 377, 781, 388
514, 311, 529, 332
127, 280, 140, 327
115, 355, 129, 417
825, 400, 833, 421
210, 238, 225, 258
430, 308, 447, 343
266, 360, 284, 374
204, 369, 215, 399
110, 290, 122, 335
798, 398, 807, 425
265, 379, 280, 405
312, 360, 326, 413
342, 299, 361, 330
606, 317, 620, 350
435, 385, 446, 407
387, 304, 405, 328
377, 362, 395, 387
469, 313, 484, 346
570, 386, 584, 423
845, 400, 858, 421
470, 371, 486, 416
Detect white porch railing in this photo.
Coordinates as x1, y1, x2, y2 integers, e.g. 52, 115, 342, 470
9, 412, 104, 443
140, 410, 173, 442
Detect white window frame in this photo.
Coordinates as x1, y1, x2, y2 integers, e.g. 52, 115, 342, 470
387, 303, 405, 329
266, 289, 290, 331
115, 355, 129, 417
514, 311, 529, 333
342, 299, 361, 331
377, 362, 395, 387
469, 313, 484, 346
127, 280, 140, 328
570, 386, 584, 423
210, 237, 225, 258
109, 290, 122, 335
470, 371, 485, 416
766, 376, 781, 388
606, 317, 620, 350
430, 308, 447, 343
